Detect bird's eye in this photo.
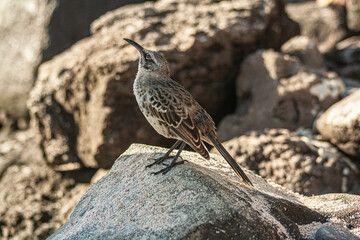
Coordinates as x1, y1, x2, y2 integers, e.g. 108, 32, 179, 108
145, 53, 151, 60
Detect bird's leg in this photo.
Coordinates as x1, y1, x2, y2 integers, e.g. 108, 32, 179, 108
146, 140, 182, 168
152, 142, 187, 175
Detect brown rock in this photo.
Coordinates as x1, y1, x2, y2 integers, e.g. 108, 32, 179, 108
281, 36, 326, 71
28, 0, 299, 169
317, 0, 346, 7
316, 89, 360, 159
215, 129, 360, 196
217, 45, 345, 141
286, 1, 347, 52
0, 130, 90, 240
326, 36, 360, 80
0, 0, 147, 120
347, 0, 360, 32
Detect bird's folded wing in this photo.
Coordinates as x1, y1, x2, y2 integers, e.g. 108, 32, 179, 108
147, 85, 209, 159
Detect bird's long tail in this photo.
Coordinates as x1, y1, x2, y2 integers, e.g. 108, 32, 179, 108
208, 135, 253, 187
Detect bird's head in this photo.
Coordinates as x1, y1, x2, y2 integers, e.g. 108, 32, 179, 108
124, 38, 170, 77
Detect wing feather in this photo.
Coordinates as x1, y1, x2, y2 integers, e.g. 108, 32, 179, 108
146, 80, 209, 159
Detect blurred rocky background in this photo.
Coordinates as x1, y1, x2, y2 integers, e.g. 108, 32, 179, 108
0, 0, 359, 239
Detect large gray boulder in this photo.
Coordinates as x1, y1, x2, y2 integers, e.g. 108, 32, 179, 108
217, 37, 345, 141
28, 0, 299, 169
48, 144, 360, 239
316, 89, 360, 160
0, 0, 146, 120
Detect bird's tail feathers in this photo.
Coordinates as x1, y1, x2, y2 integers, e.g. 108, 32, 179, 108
208, 135, 253, 187
172, 127, 210, 160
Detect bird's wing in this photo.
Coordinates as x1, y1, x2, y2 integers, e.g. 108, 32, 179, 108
147, 80, 209, 159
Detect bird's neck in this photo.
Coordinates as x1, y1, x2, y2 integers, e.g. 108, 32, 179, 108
135, 67, 168, 82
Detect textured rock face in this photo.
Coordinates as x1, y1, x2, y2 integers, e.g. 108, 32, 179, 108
48, 144, 360, 240
286, 1, 346, 52
41, 0, 148, 62
216, 129, 360, 196
303, 193, 360, 239
316, 89, 360, 159
217, 37, 345, 141
0, 0, 146, 119
0, 130, 89, 240
28, 0, 299, 169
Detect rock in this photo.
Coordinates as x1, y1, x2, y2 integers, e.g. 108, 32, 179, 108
0, 0, 56, 119
286, 1, 347, 52
0, 109, 11, 138
326, 36, 360, 80
342, 78, 360, 96
28, 0, 299, 169
306, 193, 360, 236
48, 144, 360, 239
316, 0, 346, 7
217, 44, 345, 141
346, 0, 360, 32
215, 129, 360, 196
0, 0, 146, 119
90, 169, 109, 184
41, 0, 148, 62
316, 89, 360, 159
315, 226, 360, 240
281, 36, 326, 71
0, 130, 90, 240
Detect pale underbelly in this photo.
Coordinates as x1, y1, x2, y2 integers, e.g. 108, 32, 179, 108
145, 115, 173, 138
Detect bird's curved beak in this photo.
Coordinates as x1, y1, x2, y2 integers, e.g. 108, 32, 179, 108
123, 38, 144, 55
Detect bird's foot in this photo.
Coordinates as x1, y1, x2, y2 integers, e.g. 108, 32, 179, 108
161, 156, 184, 166
146, 155, 173, 168
151, 160, 187, 175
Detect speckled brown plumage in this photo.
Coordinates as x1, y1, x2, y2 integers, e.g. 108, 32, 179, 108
124, 38, 253, 186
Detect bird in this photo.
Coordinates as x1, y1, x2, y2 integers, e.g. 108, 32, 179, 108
124, 38, 253, 187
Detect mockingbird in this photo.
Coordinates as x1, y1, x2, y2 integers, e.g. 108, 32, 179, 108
124, 38, 253, 186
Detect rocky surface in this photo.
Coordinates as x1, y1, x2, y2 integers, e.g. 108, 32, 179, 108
316, 89, 360, 160
1, 0, 359, 239
215, 129, 360, 196
316, 0, 346, 7
286, 1, 346, 52
0, 130, 90, 240
326, 36, 360, 81
217, 36, 345, 141
48, 144, 360, 239
281, 36, 326, 71
347, 0, 360, 32
303, 193, 360, 239
0, 0, 146, 120
0, 0, 56, 119
28, 0, 299, 169
315, 226, 360, 240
